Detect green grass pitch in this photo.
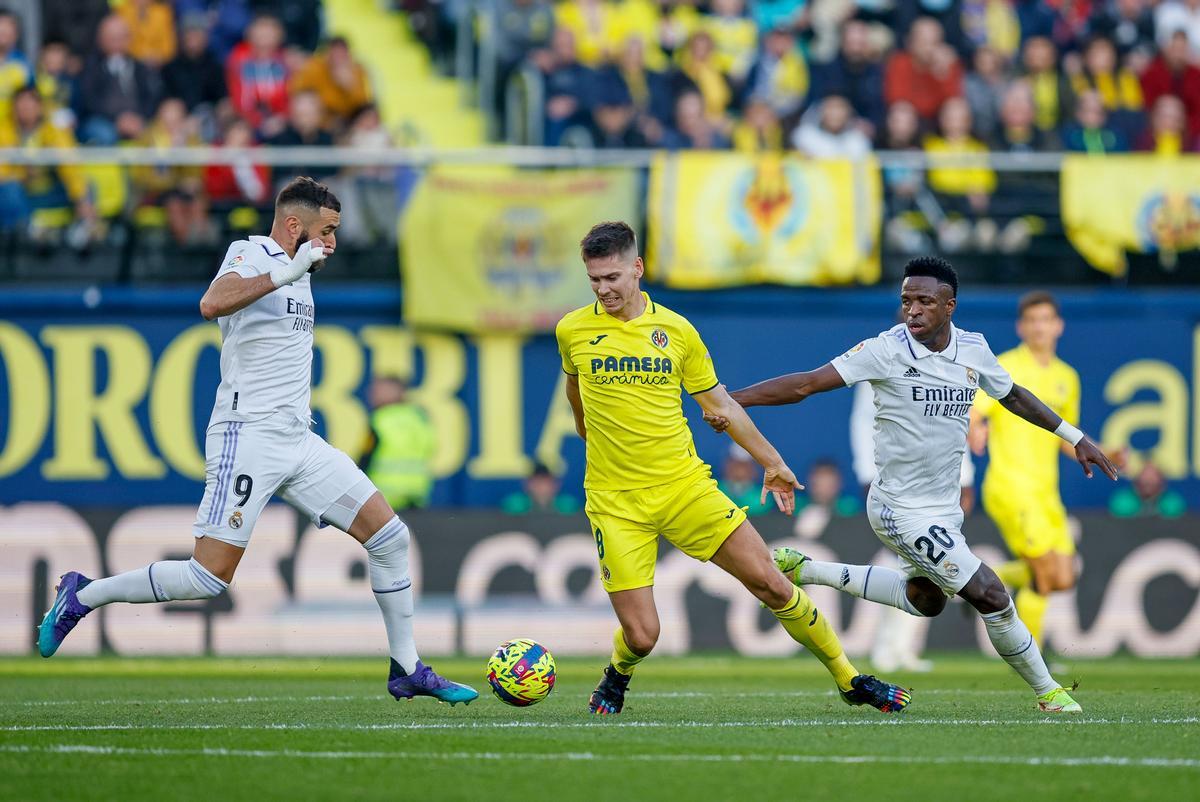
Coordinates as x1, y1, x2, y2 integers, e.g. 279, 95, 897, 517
2, 655, 1196, 801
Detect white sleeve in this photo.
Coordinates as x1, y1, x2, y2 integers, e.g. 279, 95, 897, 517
212, 242, 265, 282
849, 382, 877, 486
976, 338, 1014, 400
831, 336, 892, 386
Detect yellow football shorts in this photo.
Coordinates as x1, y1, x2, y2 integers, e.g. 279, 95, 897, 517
982, 482, 1074, 560
585, 469, 748, 593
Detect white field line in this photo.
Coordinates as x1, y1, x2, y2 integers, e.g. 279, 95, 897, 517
1, 717, 1197, 732
0, 744, 1197, 770
2, 689, 1044, 707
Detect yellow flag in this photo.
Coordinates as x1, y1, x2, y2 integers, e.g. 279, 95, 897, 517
400, 166, 638, 332
646, 152, 881, 287
1061, 154, 1200, 276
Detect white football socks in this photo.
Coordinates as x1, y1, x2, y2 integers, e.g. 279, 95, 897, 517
801, 559, 923, 616
364, 516, 420, 674
981, 600, 1058, 695
76, 558, 228, 607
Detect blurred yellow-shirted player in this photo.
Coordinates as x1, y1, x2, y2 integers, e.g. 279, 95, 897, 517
969, 292, 1080, 645
558, 221, 909, 716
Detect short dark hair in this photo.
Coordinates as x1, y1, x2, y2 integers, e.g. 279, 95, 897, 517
1017, 290, 1060, 318
275, 176, 340, 214
580, 221, 637, 260
903, 255, 958, 297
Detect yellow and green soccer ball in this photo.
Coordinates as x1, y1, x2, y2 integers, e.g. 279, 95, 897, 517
486, 639, 556, 707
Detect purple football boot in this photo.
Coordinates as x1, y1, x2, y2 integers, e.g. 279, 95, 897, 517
38, 572, 94, 657
387, 659, 479, 706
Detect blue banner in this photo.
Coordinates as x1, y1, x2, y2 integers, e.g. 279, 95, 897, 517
1, 284, 1197, 508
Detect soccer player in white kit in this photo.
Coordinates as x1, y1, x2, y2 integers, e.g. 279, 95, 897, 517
705, 257, 1117, 712
39, 177, 478, 705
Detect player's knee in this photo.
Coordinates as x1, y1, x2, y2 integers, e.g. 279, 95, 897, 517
624, 623, 659, 656
363, 517, 410, 556
908, 582, 946, 617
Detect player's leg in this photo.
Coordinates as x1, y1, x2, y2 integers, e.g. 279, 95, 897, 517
39, 421, 276, 657
281, 431, 475, 704
585, 489, 660, 714
708, 521, 909, 712
956, 563, 1079, 711
1011, 499, 1074, 645
984, 487, 1033, 591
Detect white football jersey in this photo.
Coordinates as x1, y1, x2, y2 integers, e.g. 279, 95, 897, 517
207, 235, 315, 428
832, 323, 1012, 510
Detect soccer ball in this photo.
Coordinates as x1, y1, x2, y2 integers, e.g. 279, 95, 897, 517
486, 639, 556, 707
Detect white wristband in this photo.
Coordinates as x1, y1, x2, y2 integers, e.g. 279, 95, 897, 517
1054, 420, 1084, 446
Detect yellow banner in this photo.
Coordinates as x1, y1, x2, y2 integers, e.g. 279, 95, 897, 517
646, 152, 881, 287
1062, 155, 1200, 276
400, 166, 638, 332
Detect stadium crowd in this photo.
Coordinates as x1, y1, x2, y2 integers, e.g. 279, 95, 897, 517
0, 0, 390, 247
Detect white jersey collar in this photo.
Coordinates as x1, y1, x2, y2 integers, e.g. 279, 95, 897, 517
249, 235, 289, 261
904, 322, 959, 360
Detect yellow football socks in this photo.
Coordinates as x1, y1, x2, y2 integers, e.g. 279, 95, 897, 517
995, 560, 1032, 590
771, 586, 858, 692
1016, 587, 1049, 645
610, 627, 646, 676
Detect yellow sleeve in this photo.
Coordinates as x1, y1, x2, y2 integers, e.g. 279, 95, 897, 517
681, 322, 718, 395
1063, 365, 1081, 426
972, 387, 999, 419
555, 317, 577, 375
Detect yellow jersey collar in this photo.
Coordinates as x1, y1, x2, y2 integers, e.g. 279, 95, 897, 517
593, 291, 657, 319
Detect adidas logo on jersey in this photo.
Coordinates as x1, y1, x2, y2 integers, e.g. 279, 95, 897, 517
903, 367, 921, 378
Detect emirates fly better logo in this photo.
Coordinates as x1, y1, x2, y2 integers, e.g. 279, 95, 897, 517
651, 328, 669, 349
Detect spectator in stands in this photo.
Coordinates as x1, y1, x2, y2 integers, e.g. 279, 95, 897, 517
924, 96, 998, 252
290, 37, 373, 131
273, 0, 324, 53
34, 40, 77, 130
267, 91, 336, 180
679, 31, 734, 123
1061, 90, 1129, 152
78, 14, 162, 145
964, 44, 1009, 142
1013, 0, 1058, 44
131, 98, 209, 245
361, 377, 438, 511
1109, 459, 1187, 518
662, 88, 731, 148
743, 26, 809, 122
190, 0, 255, 62
704, 0, 758, 82
1135, 94, 1197, 153
1155, 0, 1200, 57
613, 0, 672, 72
658, 0, 703, 59
534, 27, 596, 146
0, 11, 32, 123
338, 104, 399, 244
884, 16, 963, 123
731, 97, 784, 151
717, 444, 773, 517
203, 117, 271, 225
1087, 0, 1156, 66
605, 37, 676, 142
41, 0, 109, 62
794, 457, 860, 518
163, 14, 227, 134
792, 94, 872, 157
1069, 35, 1143, 141
590, 75, 648, 147
1141, 31, 1200, 139
501, 462, 579, 514
811, 19, 886, 135
116, 0, 177, 69
877, 100, 931, 254
992, 80, 1059, 150
751, 0, 810, 36
490, 0, 555, 126
226, 14, 290, 138
1020, 35, 1073, 135
553, 0, 620, 67
0, 86, 92, 234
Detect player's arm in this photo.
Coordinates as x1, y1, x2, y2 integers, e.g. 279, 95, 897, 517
199, 239, 329, 320
564, 373, 585, 440
998, 384, 1117, 480
727, 363, 848, 408
692, 384, 802, 515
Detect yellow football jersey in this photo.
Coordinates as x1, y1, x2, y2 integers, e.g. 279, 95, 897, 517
556, 292, 718, 491
973, 344, 1081, 494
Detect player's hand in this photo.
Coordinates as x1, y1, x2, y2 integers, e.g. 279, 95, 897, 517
1075, 436, 1118, 480
269, 239, 328, 287
703, 411, 730, 433
761, 464, 804, 516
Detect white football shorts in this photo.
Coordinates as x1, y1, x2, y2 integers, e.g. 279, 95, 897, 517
866, 487, 982, 595
192, 412, 376, 547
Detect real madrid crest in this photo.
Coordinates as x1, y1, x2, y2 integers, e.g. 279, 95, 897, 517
966, 368, 978, 387
651, 328, 669, 349
228, 510, 244, 529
